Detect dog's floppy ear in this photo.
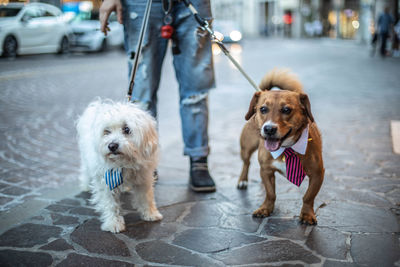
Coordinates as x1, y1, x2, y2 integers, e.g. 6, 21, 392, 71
245, 92, 261, 120
141, 125, 158, 159
299, 93, 314, 122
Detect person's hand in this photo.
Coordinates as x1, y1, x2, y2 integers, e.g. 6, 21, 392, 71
99, 0, 123, 36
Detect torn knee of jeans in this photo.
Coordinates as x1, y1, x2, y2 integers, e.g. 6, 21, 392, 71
128, 49, 138, 60
190, 107, 202, 114
128, 53, 147, 78
127, 39, 149, 59
141, 64, 148, 79
181, 92, 208, 106
130, 12, 138, 21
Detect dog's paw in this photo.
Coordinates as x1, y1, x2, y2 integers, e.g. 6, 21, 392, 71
237, 180, 248, 190
252, 207, 273, 218
79, 181, 90, 192
142, 210, 163, 222
299, 211, 317, 225
101, 216, 126, 233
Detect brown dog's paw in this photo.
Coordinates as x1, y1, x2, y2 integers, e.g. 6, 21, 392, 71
237, 180, 248, 190
252, 207, 273, 218
299, 211, 317, 225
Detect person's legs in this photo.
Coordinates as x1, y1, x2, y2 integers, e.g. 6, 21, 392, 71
171, 0, 216, 191
380, 32, 388, 57
121, 0, 168, 117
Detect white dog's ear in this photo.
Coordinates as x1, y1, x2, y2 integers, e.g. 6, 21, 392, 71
140, 125, 158, 159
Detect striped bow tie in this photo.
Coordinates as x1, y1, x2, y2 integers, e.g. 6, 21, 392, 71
105, 168, 123, 190
283, 148, 306, 187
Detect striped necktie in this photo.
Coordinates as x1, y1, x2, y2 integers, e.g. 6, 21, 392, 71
104, 168, 123, 190
283, 148, 306, 187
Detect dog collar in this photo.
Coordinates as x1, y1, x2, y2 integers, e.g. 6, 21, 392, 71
105, 168, 123, 190
270, 87, 281, 91
270, 125, 309, 159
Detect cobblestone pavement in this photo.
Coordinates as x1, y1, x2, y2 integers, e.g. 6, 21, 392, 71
0, 38, 399, 266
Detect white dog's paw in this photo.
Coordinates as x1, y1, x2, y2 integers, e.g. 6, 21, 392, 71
101, 216, 126, 233
79, 183, 90, 192
142, 210, 163, 221
79, 177, 90, 192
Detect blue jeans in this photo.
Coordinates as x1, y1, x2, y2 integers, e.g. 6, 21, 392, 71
121, 0, 215, 158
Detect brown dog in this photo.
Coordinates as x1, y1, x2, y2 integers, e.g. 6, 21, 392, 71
238, 69, 324, 224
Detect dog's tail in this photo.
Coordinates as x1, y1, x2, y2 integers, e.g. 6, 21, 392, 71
259, 68, 304, 93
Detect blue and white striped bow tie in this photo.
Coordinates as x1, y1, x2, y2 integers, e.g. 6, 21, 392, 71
104, 168, 123, 190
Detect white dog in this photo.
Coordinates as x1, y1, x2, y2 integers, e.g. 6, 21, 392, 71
76, 99, 162, 233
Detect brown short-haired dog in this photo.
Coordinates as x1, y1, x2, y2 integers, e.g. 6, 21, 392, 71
238, 69, 324, 224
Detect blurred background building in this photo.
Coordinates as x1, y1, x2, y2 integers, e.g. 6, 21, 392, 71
2, 0, 399, 43
211, 0, 399, 43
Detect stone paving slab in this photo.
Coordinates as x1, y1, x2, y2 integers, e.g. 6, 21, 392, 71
0, 173, 398, 266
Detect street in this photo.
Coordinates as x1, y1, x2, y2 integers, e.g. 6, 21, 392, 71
0, 38, 399, 266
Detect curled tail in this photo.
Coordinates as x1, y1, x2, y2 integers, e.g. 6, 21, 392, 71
259, 68, 304, 93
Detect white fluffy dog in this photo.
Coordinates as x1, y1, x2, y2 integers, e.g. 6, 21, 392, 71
76, 99, 162, 233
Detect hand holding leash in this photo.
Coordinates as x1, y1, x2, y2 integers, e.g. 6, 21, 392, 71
126, 0, 260, 101
181, 0, 260, 91
100, 0, 123, 35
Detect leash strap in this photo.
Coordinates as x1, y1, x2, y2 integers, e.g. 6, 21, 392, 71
127, 0, 153, 100
162, 0, 173, 15
181, 0, 261, 92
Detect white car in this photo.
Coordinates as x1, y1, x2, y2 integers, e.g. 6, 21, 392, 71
0, 2, 72, 57
70, 12, 124, 52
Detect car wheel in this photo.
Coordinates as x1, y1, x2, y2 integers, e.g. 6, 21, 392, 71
100, 39, 108, 52
58, 36, 69, 54
3, 35, 17, 58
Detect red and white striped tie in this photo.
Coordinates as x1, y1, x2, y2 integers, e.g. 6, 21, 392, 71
283, 148, 306, 187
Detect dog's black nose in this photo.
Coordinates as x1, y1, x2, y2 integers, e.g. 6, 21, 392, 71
264, 125, 277, 136
108, 142, 119, 152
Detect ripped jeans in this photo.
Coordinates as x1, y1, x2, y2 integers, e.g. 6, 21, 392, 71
121, 0, 215, 157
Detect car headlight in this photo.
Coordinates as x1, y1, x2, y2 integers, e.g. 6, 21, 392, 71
229, 30, 242, 42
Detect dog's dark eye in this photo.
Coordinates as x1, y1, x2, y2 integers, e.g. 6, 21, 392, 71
123, 126, 131, 135
103, 129, 111, 135
281, 106, 292, 115
260, 106, 269, 114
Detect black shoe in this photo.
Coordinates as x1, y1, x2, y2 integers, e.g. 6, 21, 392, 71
189, 157, 216, 192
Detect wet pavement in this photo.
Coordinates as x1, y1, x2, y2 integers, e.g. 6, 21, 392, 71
0, 38, 399, 266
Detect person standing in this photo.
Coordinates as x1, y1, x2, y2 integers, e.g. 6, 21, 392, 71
99, 0, 216, 192
377, 7, 394, 57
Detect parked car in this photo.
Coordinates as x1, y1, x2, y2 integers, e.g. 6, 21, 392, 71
213, 20, 242, 43
69, 11, 124, 52
0, 2, 72, 57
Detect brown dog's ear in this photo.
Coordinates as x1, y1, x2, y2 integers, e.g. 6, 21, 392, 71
299, 93, 314, 122
245, 92, 261, 120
